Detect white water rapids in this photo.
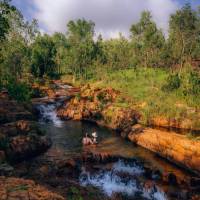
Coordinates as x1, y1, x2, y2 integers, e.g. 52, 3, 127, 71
80, 159, 167, 200
36, 103, 63, 127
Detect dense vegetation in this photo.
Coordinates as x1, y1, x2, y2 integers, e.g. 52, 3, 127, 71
0, 0, 199, 122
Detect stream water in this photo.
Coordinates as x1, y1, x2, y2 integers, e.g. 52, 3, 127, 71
15, 102, 198, 200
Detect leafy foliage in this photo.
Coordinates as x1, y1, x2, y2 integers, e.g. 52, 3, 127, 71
6, 78, 32, 102
162, 73, 181, 91
31, 34, 57, 78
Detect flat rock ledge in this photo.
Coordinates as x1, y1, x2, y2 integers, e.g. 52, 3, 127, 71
0, 176, 64, 200
128, 128, 200, 175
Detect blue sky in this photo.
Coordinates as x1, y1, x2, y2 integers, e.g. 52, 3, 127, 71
12, 0, 200, 38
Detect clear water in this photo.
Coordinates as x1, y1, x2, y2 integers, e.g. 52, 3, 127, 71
34, 103, 194, 200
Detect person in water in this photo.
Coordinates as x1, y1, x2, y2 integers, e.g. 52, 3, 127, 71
92, 132, 98, 144
82, 133, 94, 145
82, 132, 98, 145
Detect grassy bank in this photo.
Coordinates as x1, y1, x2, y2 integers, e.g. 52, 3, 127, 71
62, 67, 200, 129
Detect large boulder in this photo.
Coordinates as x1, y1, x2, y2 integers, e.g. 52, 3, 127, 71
0, 120, 51, 163
128, 128, 200, 175
6, 135, 51, 162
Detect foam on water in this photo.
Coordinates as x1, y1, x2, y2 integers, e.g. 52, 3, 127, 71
79, 159, 167, 200
37, 103, 62, 127
113, 159, 144, 175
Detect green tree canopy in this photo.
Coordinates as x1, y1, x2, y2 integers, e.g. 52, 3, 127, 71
31, 34, 57, 78
66, 19, 96, 80
130, 11, 165, 68
168, 3, 200, 69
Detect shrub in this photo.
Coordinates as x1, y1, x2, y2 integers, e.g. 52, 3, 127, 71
162, 73, 181, 91
6, 79, 32, 102
183, 70, 200, 95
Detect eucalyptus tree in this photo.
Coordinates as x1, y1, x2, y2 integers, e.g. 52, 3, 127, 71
31, 34, 57, 78
52, 32, 69, 75
104, 34, 132, 70
0, 0, 38, 86
168, 3, 200, 70
130, 11, 165, 68
66, 19, 96, 80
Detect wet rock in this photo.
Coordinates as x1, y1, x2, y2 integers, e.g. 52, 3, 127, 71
168, 172, 177, 185
0, 163, 14, 176
190, 177, 200, 187
0, 151, 5, 163
0, 120, 39, 137
6, 135, 51, 162
82, 151, 119, 164
192, 195, 200, 200
0, 176, 65, 200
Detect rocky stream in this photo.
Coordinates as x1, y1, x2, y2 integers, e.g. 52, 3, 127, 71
0, 82, 200, 200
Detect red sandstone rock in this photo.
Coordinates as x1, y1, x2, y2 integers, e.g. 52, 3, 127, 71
0, 176, 64, 200
128, 128, 200, 175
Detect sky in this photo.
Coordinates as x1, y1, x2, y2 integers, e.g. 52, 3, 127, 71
12, 0, 200, 38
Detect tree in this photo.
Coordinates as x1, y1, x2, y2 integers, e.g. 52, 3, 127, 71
66, 19, 96, 80
168, 3, 200, 70
1, 35, 29, 81
104, 34, 132, 70
130, 11, 165, 68
0, 0, 37, 85
31, 34, 57, 78
0, 0, 14, 41
52, 32, 69, 75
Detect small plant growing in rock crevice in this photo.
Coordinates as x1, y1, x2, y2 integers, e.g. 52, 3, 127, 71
67, 187, 83, 200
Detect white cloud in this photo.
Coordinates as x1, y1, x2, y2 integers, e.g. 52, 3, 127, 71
32, 0, 180, 38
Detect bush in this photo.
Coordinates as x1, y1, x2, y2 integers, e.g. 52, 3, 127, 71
162, 73, 181, 91
6, 80, 32, 102
183, 71, 200, 95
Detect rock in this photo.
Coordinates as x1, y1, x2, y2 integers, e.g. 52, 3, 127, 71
0, 120, 38, 137
0, 94, 33, 124
0, 163, 14, 176
82, 150, 119, 164
167, 173, 177, 185
128, 128, 200, 175
6, 135, 51, 162
57, 85, 140, 135
192, 195, 200, 200
0, 176, 65, 200
131, 124, 144, 134
190, 177, 200, 187
0, 151, 5, 163
149, 116, 200, 131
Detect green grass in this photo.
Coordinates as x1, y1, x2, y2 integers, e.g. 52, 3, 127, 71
81, 67, 199, 126
61, 67, 199, 128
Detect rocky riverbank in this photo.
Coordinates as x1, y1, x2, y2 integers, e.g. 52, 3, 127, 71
0, 91, 51, 164
1, 81, 200, 199
57, 84, 200, 176
0, 91, 55, 199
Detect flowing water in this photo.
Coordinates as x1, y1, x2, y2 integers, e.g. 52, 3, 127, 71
21, 102, 197, 200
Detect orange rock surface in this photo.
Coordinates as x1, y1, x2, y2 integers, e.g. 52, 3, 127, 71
0, 177, 64, 200
128, 128, 200, 174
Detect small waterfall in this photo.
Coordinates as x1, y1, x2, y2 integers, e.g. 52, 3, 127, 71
36, 103, 63, 127
80, 159, 167, 200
